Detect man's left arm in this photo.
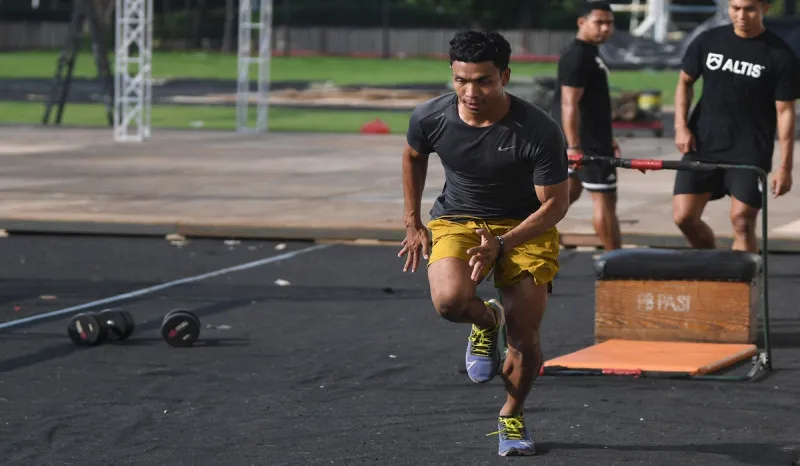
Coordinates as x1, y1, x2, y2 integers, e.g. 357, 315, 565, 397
500, 181, 570, 251
773, 100, 795, 197
772, 50, 799, 197
500, 132, 570, 251
465, 130, 569, 273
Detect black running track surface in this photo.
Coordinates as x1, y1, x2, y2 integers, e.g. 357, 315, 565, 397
0, 235, 799, 466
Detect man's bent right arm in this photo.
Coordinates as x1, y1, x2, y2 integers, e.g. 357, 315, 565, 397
402, 144, 429, 227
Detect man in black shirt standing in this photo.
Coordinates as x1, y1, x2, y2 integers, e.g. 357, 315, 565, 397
552, 1, 621, 251
673, 0, 799, 252
399, 31, 570, 456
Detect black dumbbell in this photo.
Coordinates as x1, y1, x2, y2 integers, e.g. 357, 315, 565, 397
67, 312, 107, 346
97, 308, 136, 342
160, 309, 201, 347
67, 308, 135, 346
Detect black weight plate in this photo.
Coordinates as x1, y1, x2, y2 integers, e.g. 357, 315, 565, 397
67, 313, 106, 346
98, 308, 134, 342
162, 308, 192, 326
161, 310, 200, 347
120, 310, 136, 340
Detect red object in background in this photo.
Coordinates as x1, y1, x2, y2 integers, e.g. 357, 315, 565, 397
360, 118, 390, 134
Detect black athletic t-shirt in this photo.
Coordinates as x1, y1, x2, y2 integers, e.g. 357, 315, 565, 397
551, 39, 614, 157
406, 92, 568, 221
682, 25, 800, 170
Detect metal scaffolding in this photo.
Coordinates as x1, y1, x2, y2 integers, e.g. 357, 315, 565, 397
42, 0, 114, 128
114, 0, 153, 142
612, 0, 726, 43
237, 0, 273, 133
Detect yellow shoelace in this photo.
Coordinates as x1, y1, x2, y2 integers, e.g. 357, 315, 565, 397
468, 325, 497, 357
486, 415, 525, 440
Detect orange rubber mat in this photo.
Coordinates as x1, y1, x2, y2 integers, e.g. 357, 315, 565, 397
543, 339, 758, 376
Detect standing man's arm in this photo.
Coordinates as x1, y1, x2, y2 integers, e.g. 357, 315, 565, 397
674, 36, 703, 154
558, 50, 588, 156
773, 100, 794, 197
561, 87, 584, 154
771, 51, 800, 198
674, 71, 697, 154
398, 108, 434, 272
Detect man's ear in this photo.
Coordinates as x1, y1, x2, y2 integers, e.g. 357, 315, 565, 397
501, 68, 511, 87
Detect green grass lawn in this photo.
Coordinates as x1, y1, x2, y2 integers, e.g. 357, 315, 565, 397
0, 101, 413, 133
0, 51, 681, 100
0, 51, 684, 132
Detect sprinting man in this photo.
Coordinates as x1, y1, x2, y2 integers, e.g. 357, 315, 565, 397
673, 0, 799, 252
552, 0, 621, 251
398, 30, 570, 456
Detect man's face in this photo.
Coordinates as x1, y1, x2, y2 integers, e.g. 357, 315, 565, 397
450, 60, 510, 115
728, 0, 767, 34
578, 9, 615, 44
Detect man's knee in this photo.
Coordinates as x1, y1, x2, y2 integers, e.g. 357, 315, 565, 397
432, 290, 473, 322
590, 191, 618, 214
730, 211, 757, 236
673, 205, 700, 230
504, 332, 542, 368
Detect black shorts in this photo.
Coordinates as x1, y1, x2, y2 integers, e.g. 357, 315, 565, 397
568, 152, 616, 192
672, 154, 764, 209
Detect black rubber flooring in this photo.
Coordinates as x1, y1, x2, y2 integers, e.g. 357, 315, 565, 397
0, 235, 799, 465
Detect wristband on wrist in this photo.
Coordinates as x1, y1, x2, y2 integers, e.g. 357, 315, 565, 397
495, 236, 505, 258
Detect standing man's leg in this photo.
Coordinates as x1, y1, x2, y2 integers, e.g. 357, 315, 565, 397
568, 171, 583, 205
673, 163, 722, 249
590, 191, 621, 251
726, 170, 763, 253
672, 193, 715, 249
577, 161, 621, 250
729, 197, 759, 252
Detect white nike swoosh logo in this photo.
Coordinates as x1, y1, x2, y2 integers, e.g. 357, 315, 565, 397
466, 361, 476, 369
498, 146, 515, 151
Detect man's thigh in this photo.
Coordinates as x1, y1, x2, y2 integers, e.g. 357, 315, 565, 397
494, 226, 560, 292
427, 218, 489, 288
427, 218, 481, 264
724, 169, 763, 209
673, 153, 726, 200
576, 154, 617, 193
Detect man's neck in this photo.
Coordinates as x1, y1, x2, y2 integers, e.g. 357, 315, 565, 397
734, 24, 766, 39
576, 34, 597, 46
459, 93, 510, 127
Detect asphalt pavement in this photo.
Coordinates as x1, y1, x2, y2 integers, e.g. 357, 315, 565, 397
0, 234, 799, 465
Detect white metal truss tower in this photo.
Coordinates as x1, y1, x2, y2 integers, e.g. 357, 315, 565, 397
612, 0, 726, 43
237, 0, 273, 133
114, 0, 153, 142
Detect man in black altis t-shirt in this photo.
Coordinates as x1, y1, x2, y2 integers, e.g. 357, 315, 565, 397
553, 1, 621, 251
398, 31, 570, 456
673, 0, 799, 253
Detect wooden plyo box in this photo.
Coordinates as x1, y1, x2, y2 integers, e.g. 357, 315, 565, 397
593, 249, 763, 345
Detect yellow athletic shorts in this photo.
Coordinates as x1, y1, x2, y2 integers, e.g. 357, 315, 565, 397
427, 216, 560, 289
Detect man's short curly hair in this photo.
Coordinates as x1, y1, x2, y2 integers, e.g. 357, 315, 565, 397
448, 31, 512, 71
